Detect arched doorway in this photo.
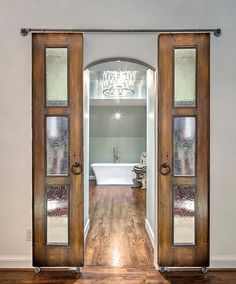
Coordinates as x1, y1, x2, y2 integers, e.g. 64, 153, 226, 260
83, 58, 157, 267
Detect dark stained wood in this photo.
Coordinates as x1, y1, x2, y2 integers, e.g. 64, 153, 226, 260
85, 185, 154, 266
172, 108, 198, 116
32, 33, 84, 267
0, 268, 236, 283
158, 34, 210, 267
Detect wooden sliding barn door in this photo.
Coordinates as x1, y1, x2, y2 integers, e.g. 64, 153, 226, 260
32, 33, 84, 267
158, 33, 210, 267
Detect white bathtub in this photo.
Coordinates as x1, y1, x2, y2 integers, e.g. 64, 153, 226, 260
91, 163, 136, 185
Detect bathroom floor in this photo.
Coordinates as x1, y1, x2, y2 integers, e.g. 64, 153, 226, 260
85, 184, 154, 266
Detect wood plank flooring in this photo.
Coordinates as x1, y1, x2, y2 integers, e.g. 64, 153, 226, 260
1, 268, 236, 283
85, 184, 154, 266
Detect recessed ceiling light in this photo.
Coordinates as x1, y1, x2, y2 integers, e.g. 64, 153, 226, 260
112, 111, 122, 120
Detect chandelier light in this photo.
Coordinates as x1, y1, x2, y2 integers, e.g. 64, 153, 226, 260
102, 71, 136, 97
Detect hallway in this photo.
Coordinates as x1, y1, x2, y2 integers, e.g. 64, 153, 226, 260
85, 185, 154, 266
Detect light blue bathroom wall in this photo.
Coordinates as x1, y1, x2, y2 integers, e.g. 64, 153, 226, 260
90, 137, 146, 164
89, 106, 146, 175
90, 106, 146, 136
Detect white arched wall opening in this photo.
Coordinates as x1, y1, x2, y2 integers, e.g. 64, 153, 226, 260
83, 58, 157, 268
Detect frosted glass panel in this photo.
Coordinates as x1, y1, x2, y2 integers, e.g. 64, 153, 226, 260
174, 49, 196, 107
47, 185, 69, 245
174, 185, 195, 245
46, 48, 68, 106
174, 117, 196, 176
46, 117, 68, 176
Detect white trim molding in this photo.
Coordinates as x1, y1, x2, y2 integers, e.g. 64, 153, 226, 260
210, 255, 236, 268
0, 255, 31, 268
145, 219, 154, 249
84, 218, 90, 242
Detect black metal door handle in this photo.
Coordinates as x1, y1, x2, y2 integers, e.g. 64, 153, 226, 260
160, 162, 171, 176
71, 162, 83, 175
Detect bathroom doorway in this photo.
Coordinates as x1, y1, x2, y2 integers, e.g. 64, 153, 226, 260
84, 58, 156, 266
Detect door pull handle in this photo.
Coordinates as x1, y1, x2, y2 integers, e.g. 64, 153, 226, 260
160, 162, 171, 176
71, 162, 83, 175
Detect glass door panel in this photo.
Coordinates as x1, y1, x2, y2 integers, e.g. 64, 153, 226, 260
173, 117, 196, 176
46, 116, 69, 176
46, 185, 69, 245
46, 48, 68, 106
173, 185, 196, 245
174, 48, 196, 107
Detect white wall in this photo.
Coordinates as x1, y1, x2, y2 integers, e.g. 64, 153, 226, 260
0, 0, 236, 268
146, 69, 157, 258
83, 70, 90, 237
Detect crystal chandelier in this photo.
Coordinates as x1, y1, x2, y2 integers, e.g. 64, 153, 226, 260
102, 71, 135, 97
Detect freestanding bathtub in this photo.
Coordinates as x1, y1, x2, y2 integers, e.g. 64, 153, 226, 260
91, 163, 136, 185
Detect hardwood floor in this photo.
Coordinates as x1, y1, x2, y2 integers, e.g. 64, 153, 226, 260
85, 184, 154, 266
1, 268, 236, 283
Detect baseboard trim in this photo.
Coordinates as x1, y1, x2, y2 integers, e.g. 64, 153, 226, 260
210, 256, 236, 268
0, 256, 31, 268
84, 218, 90, 242
145, 219, 154, 249
0, 219, 91, 268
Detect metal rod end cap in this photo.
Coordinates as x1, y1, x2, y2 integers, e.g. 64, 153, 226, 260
214, 28, 221, 37
21, 28, 29, 36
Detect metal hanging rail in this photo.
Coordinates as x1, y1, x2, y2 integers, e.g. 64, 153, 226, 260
20, 28, 222, 37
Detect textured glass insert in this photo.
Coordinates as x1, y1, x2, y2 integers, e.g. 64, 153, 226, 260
47, 185, 69, 245
174, 185, 195, 245
174, 117, 196, 176
174, 48, 196, 107
46, 48, 68, 106
46, 116, 68, 176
